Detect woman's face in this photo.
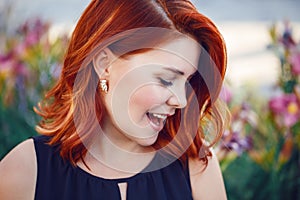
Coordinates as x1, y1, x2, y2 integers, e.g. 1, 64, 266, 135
100, 36, 200, 148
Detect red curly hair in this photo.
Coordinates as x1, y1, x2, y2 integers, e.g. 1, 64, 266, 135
35, 0, 227, 167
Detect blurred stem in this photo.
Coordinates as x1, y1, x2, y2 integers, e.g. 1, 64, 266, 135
269, 134, 285, 199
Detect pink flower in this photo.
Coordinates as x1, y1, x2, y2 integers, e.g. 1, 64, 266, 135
289, 52, 300, 75
0, 56, 14, 74
25, 32, 39, 46
17, 18, 49, 47
269, 93, 300, 127
14, 42, 27, 56
0, 53, 28, 77
219, 85, 232, 104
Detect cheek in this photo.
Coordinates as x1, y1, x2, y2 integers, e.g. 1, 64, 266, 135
129, 85, 168, 114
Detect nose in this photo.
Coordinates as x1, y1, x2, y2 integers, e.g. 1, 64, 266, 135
166, 87, 187, 109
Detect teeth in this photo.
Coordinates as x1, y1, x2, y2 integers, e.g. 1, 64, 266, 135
152, 113, 167, 120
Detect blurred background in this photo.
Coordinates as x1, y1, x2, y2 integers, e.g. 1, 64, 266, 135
0, 0, 299, 199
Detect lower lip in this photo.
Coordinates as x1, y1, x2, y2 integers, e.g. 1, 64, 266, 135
147, 115, 165, 132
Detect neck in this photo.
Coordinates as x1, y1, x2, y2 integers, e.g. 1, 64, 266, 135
86, 126, 155, 174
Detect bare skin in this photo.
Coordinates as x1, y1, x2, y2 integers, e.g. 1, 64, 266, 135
189, 154, 227, 200
0, 139, 37, 200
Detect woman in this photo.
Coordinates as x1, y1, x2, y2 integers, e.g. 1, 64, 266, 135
0, 0, 228, 199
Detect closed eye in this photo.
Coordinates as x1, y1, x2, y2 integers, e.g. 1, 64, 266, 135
158, 78, 173, 86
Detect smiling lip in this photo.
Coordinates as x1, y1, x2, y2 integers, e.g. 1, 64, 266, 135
146, 112, 173, 132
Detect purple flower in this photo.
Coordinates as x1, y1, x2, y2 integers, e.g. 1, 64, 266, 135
221, 130, 253, 155
239, 102, 258, 128
279, 20, 296, 49
289, 52, 300, 75
269, 93, 300, 127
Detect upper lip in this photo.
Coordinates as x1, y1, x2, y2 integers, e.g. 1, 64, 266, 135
166, 112, 175, 117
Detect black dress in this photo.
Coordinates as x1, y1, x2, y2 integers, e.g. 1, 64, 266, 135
33, 135, 193, 200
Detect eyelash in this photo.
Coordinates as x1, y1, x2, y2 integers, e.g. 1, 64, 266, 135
158, 78, 173, 86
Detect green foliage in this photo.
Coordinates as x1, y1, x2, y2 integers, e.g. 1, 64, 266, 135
224, 150, 300, 200
0, 103, 37, 159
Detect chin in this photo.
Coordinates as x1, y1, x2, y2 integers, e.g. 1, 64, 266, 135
136, 134, 159, 147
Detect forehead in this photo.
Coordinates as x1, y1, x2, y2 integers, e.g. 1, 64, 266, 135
126, 36, 201, 76
157, 36, 201, 65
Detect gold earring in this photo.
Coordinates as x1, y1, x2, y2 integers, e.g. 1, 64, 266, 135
99, 79, 108, 93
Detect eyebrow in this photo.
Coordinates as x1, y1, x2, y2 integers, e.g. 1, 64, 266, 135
162, 67, 185, 76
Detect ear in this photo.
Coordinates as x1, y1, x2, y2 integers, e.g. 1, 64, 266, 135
93, 48, 116, 79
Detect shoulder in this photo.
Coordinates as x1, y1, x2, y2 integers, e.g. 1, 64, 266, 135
0, 139, 37, 200
188, 151, 227, 200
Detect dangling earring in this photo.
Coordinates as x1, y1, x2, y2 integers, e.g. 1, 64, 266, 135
99, 79, 108, 93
